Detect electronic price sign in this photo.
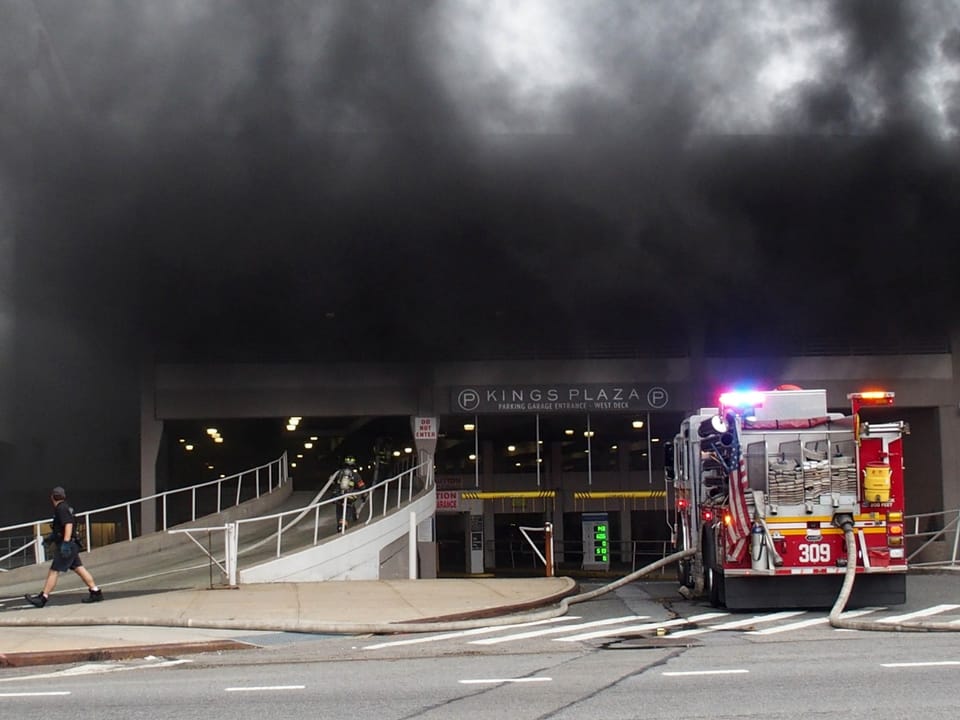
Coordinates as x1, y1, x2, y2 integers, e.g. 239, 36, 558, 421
581, 512, 610, 570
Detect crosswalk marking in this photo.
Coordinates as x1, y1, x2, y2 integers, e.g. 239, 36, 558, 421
469, 615, 649, 645
670, 610, 806, 638
357, 603, 960, 650
747, 608, 880, 635
554, 612, 729, 643
363, 616, 582, 650
877, 604, 960, 623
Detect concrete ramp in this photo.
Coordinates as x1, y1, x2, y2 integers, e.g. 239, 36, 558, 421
0, 485, 300, 597
240, 485, 436, 582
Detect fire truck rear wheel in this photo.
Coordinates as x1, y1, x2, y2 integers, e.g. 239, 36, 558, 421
677, 557, 692, 588
708, 565, 726, 607
676, 526, 693, 587
701, 528, 725, 607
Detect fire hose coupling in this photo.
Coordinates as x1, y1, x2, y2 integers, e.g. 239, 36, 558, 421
832, 513, 855, 532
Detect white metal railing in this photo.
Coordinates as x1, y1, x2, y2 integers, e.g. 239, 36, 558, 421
211, 461, 433, 585
0, 452, 289, 568
0, 539, 37, 572
167, 524, 236, 586
906, 509, 960, 567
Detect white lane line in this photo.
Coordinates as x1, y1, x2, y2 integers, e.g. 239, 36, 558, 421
881, 661, 960, 668
555, 612, 729, 643
747, 608, 879, 635
670, 611, 806, 638
878, 604, 960, 623
459, 678, 552, 685
470, 615, 649, 645
0, 691, 72, 697
363, 617, 582, 650
225, 685, 305, 692
662, 669, 749, 677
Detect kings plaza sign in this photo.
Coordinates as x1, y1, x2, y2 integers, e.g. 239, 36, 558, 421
451, 384, 676, 414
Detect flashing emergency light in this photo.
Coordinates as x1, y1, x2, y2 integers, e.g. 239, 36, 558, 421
848, 391, 895, 404
701, 509, 714, 522
677, 498, 689, 510
719, 390, 765, 409
848, 390, 895, 414
723, 513, 732, 527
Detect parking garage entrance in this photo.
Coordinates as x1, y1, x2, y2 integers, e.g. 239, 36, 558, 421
433, 383, 687, 576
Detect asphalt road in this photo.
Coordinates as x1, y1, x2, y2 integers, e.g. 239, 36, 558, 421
2, 573, 959, 719
1, 626, 957, 719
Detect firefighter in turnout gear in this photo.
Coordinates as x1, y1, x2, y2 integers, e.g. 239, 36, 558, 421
331, 456, 366, 532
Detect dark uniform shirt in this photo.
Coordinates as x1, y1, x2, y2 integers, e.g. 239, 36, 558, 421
50, 500, 83, 572
52, 501, 76, 542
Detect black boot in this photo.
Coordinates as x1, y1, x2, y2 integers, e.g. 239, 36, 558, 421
81, 588, 104, 603
25, 593, 47, 608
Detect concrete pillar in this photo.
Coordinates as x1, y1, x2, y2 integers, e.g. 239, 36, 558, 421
551, 441, 565, 562
140, 361, 162, 533
620, 504, 632, 567
467, 498, 485, 574
0, 221, 13, 460
946, 327, 960, 511
940, 405, 960, 511
483, 500, 496, 571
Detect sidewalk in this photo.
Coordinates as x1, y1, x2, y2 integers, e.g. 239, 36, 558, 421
0, 577, 578, 668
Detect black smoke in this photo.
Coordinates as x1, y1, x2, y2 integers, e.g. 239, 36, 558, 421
4, 0, 959, 360
1, 0, 959, 515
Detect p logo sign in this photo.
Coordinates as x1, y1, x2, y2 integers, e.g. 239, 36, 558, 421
647, 387, 669, 409
457, 388, 480, 412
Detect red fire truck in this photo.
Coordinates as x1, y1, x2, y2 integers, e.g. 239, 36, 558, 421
666, 387, 908, 609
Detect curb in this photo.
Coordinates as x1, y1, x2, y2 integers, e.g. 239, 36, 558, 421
0, 581, 580, 667
0, 639, 251, 668
409, 580, 580, 624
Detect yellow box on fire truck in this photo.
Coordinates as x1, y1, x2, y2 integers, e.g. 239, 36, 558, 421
666, 387, 908, 609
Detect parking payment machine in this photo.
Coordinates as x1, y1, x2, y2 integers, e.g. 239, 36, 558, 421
581, 512, 610, 570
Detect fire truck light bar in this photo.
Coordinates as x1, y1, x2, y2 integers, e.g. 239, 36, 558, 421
719, 390, 765, 408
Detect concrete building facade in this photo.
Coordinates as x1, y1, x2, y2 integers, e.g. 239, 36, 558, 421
149, 344, 959, 574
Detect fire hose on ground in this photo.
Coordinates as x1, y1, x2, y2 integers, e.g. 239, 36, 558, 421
830, 518, 960, 633
0, 549, 697, 635
5, 540, 946, 635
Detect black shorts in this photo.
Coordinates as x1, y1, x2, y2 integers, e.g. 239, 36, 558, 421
50, 542, 83, 573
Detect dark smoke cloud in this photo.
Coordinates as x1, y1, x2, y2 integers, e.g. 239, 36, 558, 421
3, 0, 960, 513
2, 0, 959, 364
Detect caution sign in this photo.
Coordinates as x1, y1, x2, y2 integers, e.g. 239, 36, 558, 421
436, 491, 460, 510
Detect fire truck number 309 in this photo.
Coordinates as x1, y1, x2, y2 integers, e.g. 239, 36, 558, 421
798, 543, 831, 563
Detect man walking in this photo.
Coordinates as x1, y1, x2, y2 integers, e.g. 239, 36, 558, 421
25, 486, 103, 607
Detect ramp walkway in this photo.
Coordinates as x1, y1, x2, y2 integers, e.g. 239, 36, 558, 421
0, 453, 435, 596
0, 453, 573, 668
